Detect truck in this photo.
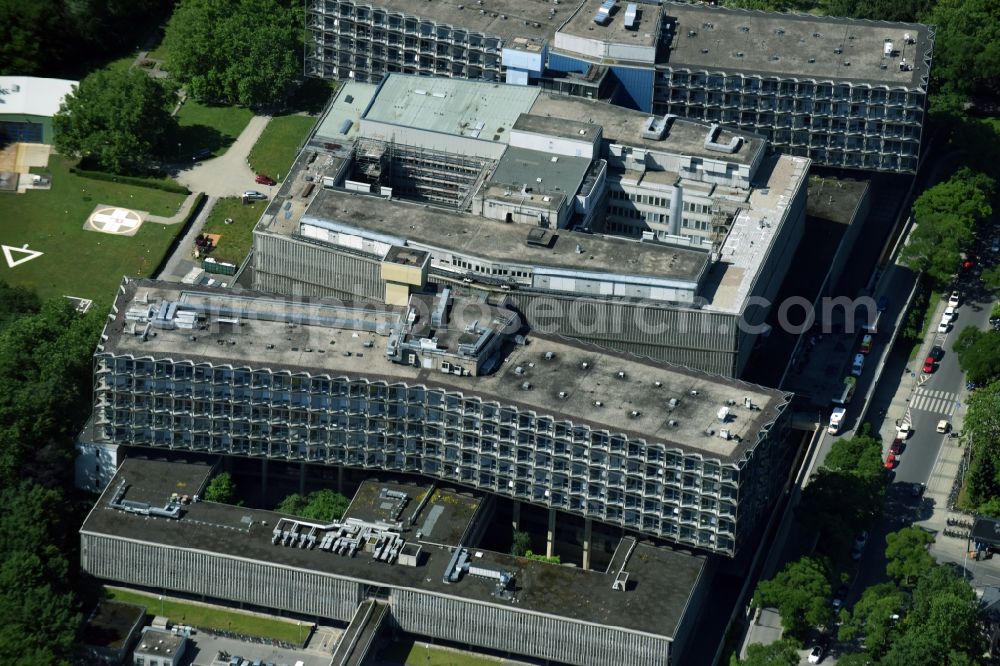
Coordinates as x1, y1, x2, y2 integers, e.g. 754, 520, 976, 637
828, 407, 847, 435
831, 377, 856, 406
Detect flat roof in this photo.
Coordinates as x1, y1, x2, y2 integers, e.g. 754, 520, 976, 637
487, 146, 592, 197
662, 2, 932, 88
288, 187, 710, 283
343, 480, 480, 547
136, 627, 186, 655
527, 93, 766, 165
314, 81, 379, 143
83, 458, 707, 638
81, 600, 145, 650
0, 76, 77, 117
362, 75, 540, 140
102, 280, 789, 462
559, 0, 661, 48
701, 153, 810, 312
512, 113, 600, 142
317, 0, 564, 43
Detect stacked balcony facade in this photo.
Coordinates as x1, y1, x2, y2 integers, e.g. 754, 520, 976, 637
94, 353, 793, 556
306, 0, 503, 83
653, 71, 924, 173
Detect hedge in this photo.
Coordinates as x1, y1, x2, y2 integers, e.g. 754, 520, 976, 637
69, 167, 191, 194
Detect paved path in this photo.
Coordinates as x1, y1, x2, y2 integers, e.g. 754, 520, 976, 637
156, 195, 217, 281
145, 192, 202, 225
175, 115, 272, 198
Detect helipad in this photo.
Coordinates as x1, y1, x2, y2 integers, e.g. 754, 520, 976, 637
84, 206, 144, 236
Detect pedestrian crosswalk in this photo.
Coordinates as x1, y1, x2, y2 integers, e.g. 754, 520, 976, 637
910, 388, 959, 415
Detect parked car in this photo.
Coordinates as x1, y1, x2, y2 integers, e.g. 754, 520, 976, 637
929, 345, 944, 361
942, 306, 956, 323
890, 438, 904, 456
243, 190, 267, 200
992, 237, 999, 253
808, 644, 824, 664
897, 422, 913, 439
937, 317, 950, 334
851, 353, 865, 377
859, 334, 873, 354
191, 148, 211, 161
255, 174, 276, 186
831, 584, 849, 609
937, 419, 950, 433
884, 452, 898, 469
922, 355, 936, 374
948, 291, 960, 308
854, 531, 869, 549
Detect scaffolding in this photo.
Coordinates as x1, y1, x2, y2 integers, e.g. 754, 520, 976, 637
350, 139, 490, 209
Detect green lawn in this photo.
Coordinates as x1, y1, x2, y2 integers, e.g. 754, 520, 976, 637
378, 638, 506, 666
248, 115, 317, 182
104, 587, 307, 646
174, 100, 254, 160
200, 197, 267, 265
1, 155, 187, 304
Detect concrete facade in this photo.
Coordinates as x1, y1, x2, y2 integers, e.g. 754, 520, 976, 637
91, 278, 795, 556
252, 77, 809, 378
303, 0, 932, 173
80, 459, 711, 666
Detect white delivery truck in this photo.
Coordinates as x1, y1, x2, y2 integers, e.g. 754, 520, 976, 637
828, 407, 847, 435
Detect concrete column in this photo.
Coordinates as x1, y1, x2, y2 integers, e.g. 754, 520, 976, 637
583, 518, 592, 570
261, 458, 268, 505
512, 501, 521, 532
546, 508, 556, 558
299, 461, 307, 495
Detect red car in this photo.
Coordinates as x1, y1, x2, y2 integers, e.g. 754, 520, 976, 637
890, 438, 904, 456
255, 174, 277, 186
884, 453, 897, 469
922, 355, 936, 374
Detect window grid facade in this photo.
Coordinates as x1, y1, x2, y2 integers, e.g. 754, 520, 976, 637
94, 354, 793, 556
306, 0, 503, 83
652, 71, 924, 173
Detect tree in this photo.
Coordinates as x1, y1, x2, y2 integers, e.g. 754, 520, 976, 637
954, 327, 1000, 386
823, 427, 885, 480
0, 482, 80, 664
0, 281, 40, 332
885, 527, 935, 587
798, 470, 883, 553
958, 380, 1000, 508
981, 265, 1000, 293
278, 489, 349, 522
753, 557, 833, 637
824, 0, 934, 22
737, 638, 801, 666
53, 68, 176, 174
900, 170, 995, 286
879, 566, 987, 665
837, 582, 906, 660
926, 0, 1000, 105
511, 530, 532, 557
277, 493, 309, 516
0, 299, 103, 489
163, 0, 301, 107
204, 472, 237, 503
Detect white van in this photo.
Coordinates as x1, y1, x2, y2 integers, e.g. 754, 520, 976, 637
828, 407, 847, 435
851, 353, 865, 377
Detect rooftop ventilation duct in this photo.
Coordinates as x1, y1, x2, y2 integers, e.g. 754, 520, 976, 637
704, 124, 742, 154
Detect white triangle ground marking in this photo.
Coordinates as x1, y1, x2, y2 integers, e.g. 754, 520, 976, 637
2, 244, 44, 268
